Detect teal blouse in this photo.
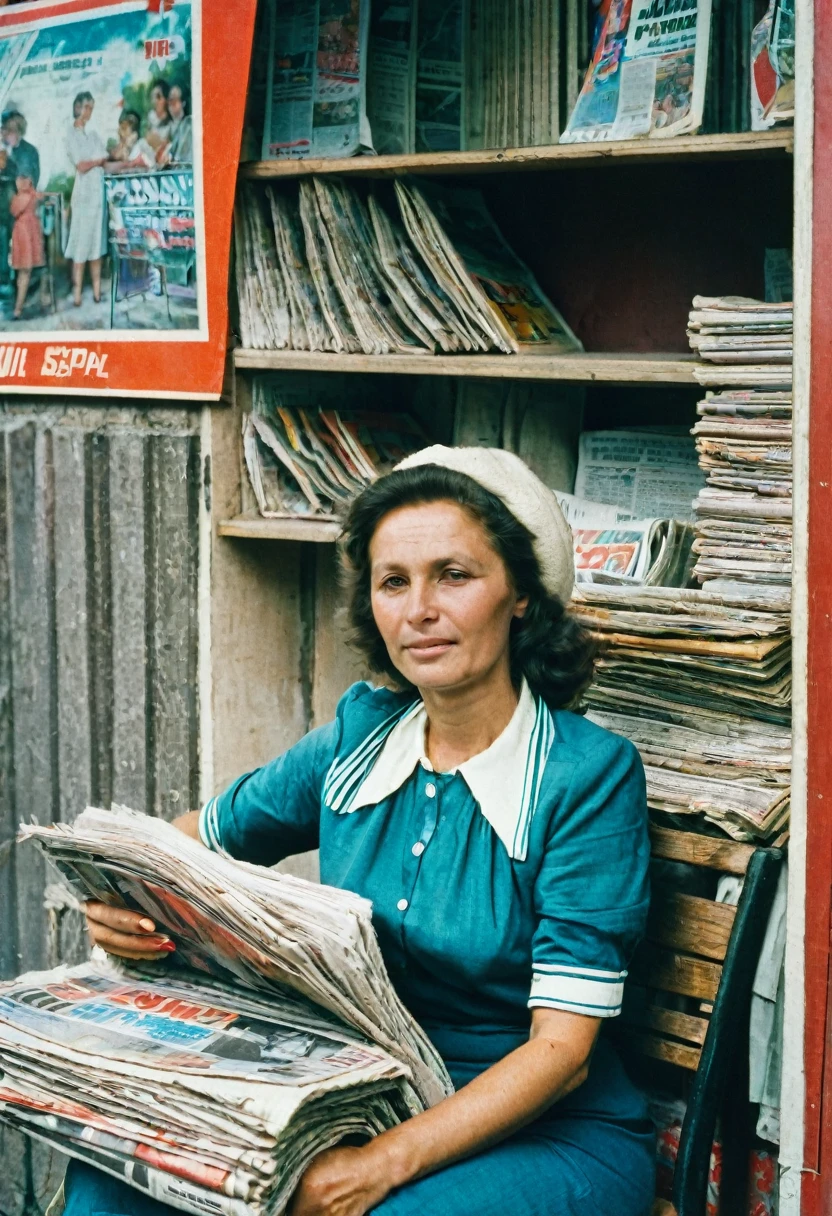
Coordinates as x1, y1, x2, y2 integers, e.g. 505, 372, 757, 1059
199, 681, 650, 1116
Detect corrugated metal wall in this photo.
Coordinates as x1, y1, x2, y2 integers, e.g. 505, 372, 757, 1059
0, 402, 202, 1216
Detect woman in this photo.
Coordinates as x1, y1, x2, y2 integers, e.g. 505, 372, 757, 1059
145, 78, 172, 154
161, 82, 193, 164
65, 91, 107, 306
71, 446, 655, 1216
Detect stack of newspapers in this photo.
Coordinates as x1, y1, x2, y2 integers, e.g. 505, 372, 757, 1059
243, 377, 426, 519
574, 584, 791, 842
234, 178, 580, 357
688, 297, 793, 587
1, 808, 452, 1216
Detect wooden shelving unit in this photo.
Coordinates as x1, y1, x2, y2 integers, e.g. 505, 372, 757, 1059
239, 129, 793, 181
218, 514, 340, 542
233, 349, 699, 383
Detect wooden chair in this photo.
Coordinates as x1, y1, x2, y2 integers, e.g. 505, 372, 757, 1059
616, 824, 785, 1216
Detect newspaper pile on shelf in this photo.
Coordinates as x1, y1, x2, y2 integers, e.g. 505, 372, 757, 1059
561, 0, 713, 143
2, 807, 452, 1216
243, 376, 426, 519
261, 0, 371, 160
688, 297, 793, 587
234, 178, 580, 357
574, 584, 791, 842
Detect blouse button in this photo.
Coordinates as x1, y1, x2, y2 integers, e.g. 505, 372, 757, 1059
397, 898, 409, 911
412, 841, 425, 857
425, 782, 437, 798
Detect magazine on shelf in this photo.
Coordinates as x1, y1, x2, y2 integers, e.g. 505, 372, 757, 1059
366, 1, 418, 155
554, 490, 693, 587
262, 0, 371, 161
243, 377, 427, 519
561, 0, 712, 143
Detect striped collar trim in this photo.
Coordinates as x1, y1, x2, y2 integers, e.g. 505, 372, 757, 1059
322, 681, 555, 861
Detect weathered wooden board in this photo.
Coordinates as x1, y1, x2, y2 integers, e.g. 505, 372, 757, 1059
147, 436, 200, 821
52, 429, 94, 966
0, 403, 202, 1214
9, 422, 55, 975
0, 433, 15, 982
109, 434, 149, 811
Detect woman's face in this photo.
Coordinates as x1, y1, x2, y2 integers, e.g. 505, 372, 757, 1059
152, 87, 168, 118
369, 500, 527, 695
78, 99, 93, 123
169, 88, 184, 120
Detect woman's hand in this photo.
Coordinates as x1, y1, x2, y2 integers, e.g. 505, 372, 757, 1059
289, 1143, 393, 1216
84, 902, 175, 961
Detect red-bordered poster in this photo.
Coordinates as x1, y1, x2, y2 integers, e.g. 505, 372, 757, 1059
0, 0, 255, 399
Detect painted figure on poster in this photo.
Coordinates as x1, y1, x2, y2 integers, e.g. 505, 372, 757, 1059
145, 78, 173, 154
10, 171, 46, 319
65, 91, 108, 308
2, 110, 41, 186
164, 83, 192, 164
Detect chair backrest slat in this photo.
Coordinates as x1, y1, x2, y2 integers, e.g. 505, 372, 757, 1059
647, 891, 736, 961
621, 995, 709, 1047
649, 825, 754, 875
631, 945, 723, 1002
625, 1030, 702, 1072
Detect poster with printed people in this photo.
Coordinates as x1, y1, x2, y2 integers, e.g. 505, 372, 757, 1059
0, 0, 256, 398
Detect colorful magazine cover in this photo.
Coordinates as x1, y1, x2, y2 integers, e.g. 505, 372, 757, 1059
561, 0, 712, 143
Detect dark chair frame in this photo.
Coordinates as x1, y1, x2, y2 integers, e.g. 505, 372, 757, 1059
671, 845, 784, 1216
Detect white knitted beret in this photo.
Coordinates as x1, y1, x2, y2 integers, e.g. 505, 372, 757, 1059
394, 445, 574, 604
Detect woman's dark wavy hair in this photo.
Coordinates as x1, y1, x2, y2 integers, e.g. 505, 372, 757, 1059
341, 464, 596, 709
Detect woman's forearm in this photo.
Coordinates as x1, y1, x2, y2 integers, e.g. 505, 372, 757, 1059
365, 1028, 594, 1191
173, 810, 202, 841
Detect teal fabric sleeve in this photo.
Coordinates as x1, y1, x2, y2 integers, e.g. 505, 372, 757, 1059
199, 717, 340, 864
528, 733, 650, 1018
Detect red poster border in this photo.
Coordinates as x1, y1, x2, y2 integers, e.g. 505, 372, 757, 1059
803, 0, 832, 1210
0, 0, 255, 400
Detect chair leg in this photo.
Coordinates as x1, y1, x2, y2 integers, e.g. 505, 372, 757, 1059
719, 1014, 753, 1216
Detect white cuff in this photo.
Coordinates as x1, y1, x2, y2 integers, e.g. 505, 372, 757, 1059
528, 964, 626, 1018
198, 798, 221, 851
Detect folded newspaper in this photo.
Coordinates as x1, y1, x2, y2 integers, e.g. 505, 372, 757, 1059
3, 808, 453, 1216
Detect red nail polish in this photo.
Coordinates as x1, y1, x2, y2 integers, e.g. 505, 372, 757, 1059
159, 941, 176, 952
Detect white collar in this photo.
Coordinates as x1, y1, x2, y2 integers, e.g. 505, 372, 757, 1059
334, 680, 554, 861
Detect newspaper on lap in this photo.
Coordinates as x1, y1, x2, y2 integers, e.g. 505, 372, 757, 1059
4, 807, 453, 1216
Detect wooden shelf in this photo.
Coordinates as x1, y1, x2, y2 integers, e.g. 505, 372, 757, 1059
240, 130, 793, 181
233, 349, 700, 384
218, 515, 341, 543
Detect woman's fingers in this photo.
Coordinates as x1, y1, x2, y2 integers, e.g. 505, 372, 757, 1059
88, 924, 174, 954
85, 902, 157, 934
84, 902, 175, 959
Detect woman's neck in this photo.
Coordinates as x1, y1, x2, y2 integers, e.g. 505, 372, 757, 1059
421, 662, 519, 773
